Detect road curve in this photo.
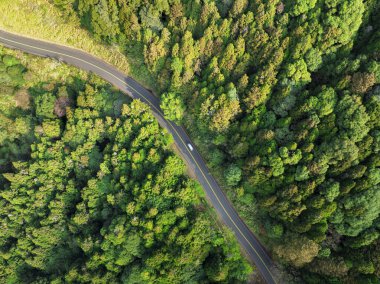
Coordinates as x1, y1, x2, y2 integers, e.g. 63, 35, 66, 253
0, 30, 278, 284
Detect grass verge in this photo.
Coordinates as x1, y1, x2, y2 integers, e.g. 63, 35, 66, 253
0, 0, 130, 75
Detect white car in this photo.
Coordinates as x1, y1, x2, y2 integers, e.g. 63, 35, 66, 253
187, 143, 194, 151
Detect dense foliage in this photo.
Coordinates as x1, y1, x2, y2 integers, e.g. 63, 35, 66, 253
0, 49, 251, 283
54, 0, 380, 281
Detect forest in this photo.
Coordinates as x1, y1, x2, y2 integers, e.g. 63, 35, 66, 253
0, 47, 251, 283
50, 0, 380, 282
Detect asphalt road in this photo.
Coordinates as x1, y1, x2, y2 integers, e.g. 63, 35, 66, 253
0, 30, 278, 284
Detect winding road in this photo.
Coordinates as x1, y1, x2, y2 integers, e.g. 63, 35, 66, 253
0, 30, 277, 284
